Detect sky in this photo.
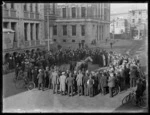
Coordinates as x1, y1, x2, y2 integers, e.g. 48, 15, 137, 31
111, 3, 147, 14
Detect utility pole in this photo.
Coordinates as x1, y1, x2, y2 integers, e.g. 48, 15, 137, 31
47, 6, 50, 51
113, 19, 115, 39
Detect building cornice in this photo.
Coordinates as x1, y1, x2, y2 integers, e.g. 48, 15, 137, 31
55, 19, 110, 24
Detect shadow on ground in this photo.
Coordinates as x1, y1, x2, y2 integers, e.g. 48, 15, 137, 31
114, 102, 148, 113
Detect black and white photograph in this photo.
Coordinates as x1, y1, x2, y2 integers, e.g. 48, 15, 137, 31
2, 2, 148, 113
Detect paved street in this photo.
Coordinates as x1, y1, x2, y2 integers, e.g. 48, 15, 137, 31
3, 39, 148, 112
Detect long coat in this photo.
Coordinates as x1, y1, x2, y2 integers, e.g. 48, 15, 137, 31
60, 75, 67, 91
100, 75, 108, 87
66, 76, 74, 86
108, 76, 116, 88
37, 72, 44, 84
76, 73, 83, 86
52, 71, 59, 85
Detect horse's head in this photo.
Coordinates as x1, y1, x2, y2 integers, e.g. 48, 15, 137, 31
85, 56, 93, 62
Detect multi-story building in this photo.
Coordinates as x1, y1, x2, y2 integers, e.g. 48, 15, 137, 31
51, 3, 110, 46
110, 18, 128, 34
2, 3, 45, 62
110, 8, 147, 39
128, 9, 148, 39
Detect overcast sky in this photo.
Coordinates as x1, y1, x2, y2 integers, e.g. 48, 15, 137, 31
111, 3, 147, 14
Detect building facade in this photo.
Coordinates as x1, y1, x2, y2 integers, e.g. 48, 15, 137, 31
110, 18, 129, 34
110, 8, 147, 39
128, 9, 148, 39
51, 3, 110, 46
2, 3, 45, 62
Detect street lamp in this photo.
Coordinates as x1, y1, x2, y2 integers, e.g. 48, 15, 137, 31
47, 7, 50, 51
46, 4, 56, 51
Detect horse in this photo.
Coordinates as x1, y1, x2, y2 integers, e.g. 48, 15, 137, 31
74, 56, 93, 71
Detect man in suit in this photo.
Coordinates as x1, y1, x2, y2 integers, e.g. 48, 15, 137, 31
66, 72, 74, 96
73, 71, 77, 94
48, 67, 53, 89
97, 71, 102, 94
87, 73, 95, 97
52, 68, 59, 94
108, 73, 116, 97
83, 70, 89, 96
129, 65, 139, 88
100, 72, 108, 95
76, 70, 83, 96
44, 66, 50, 88
37, 69, 44, 91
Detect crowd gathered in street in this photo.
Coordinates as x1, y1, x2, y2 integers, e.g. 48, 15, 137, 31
4, 46, 146, 100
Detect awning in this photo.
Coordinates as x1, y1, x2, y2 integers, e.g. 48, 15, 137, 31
3, 28, 15, 33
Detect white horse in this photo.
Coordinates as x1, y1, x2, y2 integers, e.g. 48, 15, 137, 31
75, 56, 93, 71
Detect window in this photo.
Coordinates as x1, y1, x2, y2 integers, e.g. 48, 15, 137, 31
53, 25, 57, 35
10, 3, 14, 9
81, 7, 86, 18
36, 24, 39, 40
139, 11, 141, 15
63, 25, 67, 36
62, 8, 66, 18
30, 4, 33, 12
138, 18, 141, 23
121, 29, 123, 34
63, 39, 66, 42
72, 25, 76, 36
132, 19, 135, 23
132, 11, 135, 16
53, 4, 55, 14
53, 39, 56, 42
3, 22, 9, 28
24, 23, 28, 41
81, 25, 85, 36
72, 7, 76, 18
11, 23, 17, 42
72, 40, 75, 42
4, 3, 7, 8
24, 3, 27, 11
35, 3, 38, 13
30, 23, 34, 40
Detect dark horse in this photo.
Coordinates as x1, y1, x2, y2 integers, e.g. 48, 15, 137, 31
69, 56, 93, 71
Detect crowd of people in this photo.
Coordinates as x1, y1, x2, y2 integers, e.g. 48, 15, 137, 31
10, 46, 146, 100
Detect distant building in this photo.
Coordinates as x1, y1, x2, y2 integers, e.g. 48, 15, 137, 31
3, 3, 45, 63
128, 9, 147, 39
52, 3, 110, 46
110, 8, 147, 39
110, 18, 130, 39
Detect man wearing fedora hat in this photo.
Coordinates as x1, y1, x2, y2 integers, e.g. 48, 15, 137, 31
66, 72, 74, 96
